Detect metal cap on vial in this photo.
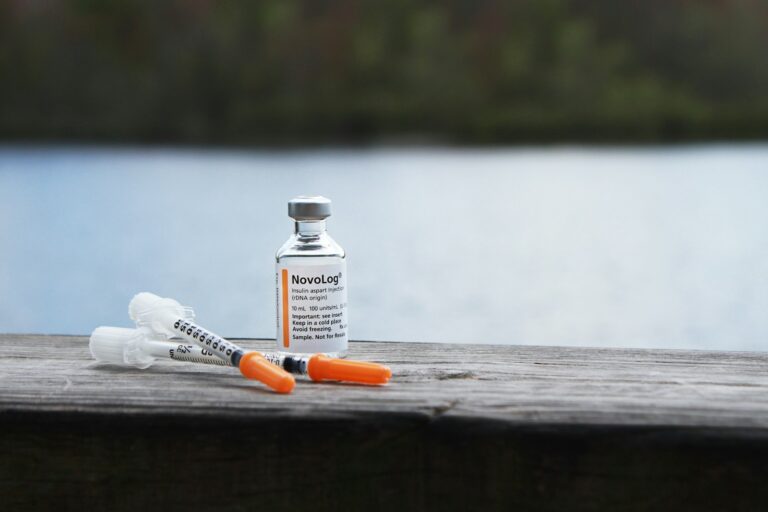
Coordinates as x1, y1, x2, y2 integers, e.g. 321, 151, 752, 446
288, 196, 332, 220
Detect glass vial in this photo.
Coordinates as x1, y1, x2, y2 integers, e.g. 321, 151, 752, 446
276, 196, 348, 356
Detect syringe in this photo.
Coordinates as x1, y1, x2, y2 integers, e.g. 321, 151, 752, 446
90, 326, 392, 385
127, 292, 295, 393
127, 292, 391, 385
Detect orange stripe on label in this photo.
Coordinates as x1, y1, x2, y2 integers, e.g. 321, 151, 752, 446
281, 269, 290, 348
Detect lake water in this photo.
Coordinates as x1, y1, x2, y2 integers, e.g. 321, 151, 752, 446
1, 144, 767, 351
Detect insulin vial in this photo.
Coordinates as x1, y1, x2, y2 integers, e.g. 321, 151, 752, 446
276, 196, 348, 357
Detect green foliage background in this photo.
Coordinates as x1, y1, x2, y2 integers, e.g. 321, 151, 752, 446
1, 0, 767, 144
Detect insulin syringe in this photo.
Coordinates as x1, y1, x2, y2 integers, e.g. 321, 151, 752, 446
127, 292, 295, 393
125, 292, 391, 385
90, 326, 392, 385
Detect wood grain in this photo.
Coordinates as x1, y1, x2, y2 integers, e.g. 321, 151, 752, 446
2, 334, 768, 511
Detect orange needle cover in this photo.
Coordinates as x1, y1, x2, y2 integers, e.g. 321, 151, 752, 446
307, 354, 392, 385
239, 352, 296, 394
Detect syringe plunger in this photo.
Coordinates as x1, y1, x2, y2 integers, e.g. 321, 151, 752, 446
129, 292, 194, 337
89, 326, 155, 369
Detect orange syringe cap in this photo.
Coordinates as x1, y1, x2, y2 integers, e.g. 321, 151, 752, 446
307, 354, 392, 385
239, 352, 296, 394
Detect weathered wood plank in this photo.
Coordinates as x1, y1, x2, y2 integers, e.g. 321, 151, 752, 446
2, 334, 768, 511
4, 334, 768, 427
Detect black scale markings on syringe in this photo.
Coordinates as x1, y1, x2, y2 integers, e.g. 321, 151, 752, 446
172, 318, 244, 366
168, 344, 310, 374
169, 344, 229, 366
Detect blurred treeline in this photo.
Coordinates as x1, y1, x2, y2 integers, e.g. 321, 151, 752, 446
1, 0, 767, 144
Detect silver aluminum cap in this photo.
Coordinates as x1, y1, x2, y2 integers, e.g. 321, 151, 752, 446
288, 196, 332, 220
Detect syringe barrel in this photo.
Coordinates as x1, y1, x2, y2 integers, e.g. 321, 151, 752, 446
166, 317, 245, 366
161, 345, 310, 375
144, 339, 231, 366
165, 342, 231, 366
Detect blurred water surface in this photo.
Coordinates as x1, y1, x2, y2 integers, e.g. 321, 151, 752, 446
1, 145, 766, 350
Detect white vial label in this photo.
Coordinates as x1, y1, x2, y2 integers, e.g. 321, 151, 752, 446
276, 261, 348, 354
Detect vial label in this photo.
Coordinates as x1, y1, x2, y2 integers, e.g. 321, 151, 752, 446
276, 261, 348, 354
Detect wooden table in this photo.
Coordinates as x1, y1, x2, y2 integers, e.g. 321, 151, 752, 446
3, 334, 768, 511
